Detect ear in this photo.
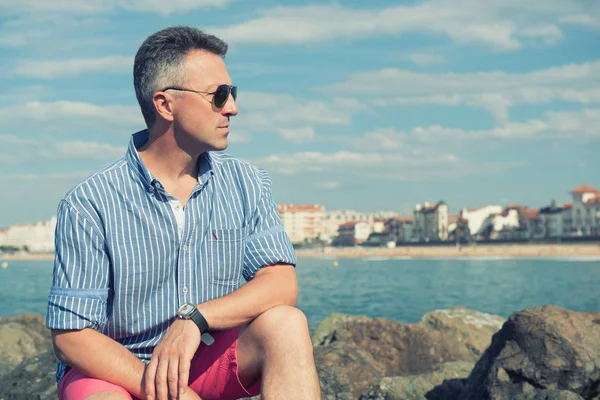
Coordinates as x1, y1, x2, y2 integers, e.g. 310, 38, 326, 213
153, 91, 175, 123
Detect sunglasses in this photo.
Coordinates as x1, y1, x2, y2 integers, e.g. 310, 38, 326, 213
162, 84, 237, 108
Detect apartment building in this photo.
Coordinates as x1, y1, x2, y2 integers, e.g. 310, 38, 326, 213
0, 216, 57, 253
570, 184, 600, 236
277, 204, 325, 245
412, 201, 449, 242
384, 216, 414, 243
335, 221, 372, 246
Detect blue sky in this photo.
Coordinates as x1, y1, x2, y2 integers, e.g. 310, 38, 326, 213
1, 0, 599, 226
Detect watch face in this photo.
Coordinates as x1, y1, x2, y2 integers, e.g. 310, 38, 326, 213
178, 303, 196, 316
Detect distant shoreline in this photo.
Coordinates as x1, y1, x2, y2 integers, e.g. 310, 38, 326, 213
295, 243, 600, 259
2, 243, 600, 262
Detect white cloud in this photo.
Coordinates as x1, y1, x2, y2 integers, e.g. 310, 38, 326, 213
209, 1, 600, 51
316, 181, 341, 190
0, 0, 239, 16
0, 134, 126, 165
408, 52, 446, 67
343, 109, 600, 151
253, 150, 524, 181
320, 60, 600, 122
0, 101, 143, 134
14, 56, 133, 79
276, 127, 315, 143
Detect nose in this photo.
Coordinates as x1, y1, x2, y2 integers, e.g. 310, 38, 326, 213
222, 93, 238, 117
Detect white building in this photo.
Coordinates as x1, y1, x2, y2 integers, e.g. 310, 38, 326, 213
570, 184, 600, 236
335, 221, 372, 246
459, 205, 504, 238
412, 201, 449, 242
321, 210, 398, 244
0, 216, 57, 253
277, 204, 325, 245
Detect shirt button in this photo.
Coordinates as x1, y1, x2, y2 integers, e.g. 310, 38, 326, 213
183, 245, 188, 251
183, 287, 188, 293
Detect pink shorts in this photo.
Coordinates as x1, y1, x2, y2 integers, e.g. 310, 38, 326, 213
58, 326, 260, 400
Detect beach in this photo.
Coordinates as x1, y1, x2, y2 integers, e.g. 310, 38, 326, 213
295, 243, 600, 259
2, 243, 600, 262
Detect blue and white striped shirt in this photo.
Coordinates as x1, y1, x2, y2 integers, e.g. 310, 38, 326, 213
46, 130, 296, 383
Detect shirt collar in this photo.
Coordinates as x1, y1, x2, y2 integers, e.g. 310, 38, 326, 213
126, 129, 214, 189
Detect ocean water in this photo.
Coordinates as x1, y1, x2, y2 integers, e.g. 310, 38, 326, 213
1, 257, 599, 328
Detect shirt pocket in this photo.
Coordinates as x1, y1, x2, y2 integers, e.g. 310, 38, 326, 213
208, 225, 250, 287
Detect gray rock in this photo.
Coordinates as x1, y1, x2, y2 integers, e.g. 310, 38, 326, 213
313, 308, 503, 397
359, 361, 474, 400
0, 314, 52, 376
0, 349, 58, 400
514, 389, 585, 400
463, 305, 600, 400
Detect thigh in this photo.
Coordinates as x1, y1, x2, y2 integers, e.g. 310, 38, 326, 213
58, 368, 133, 400
187, 326, 260, 400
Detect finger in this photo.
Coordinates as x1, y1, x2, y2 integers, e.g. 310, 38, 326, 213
144, 357, 158, 400
178, 354, 192, 398
155, 355, 170, 400
168, 356, 179, 400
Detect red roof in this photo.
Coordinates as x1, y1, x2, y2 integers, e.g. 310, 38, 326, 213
522, 209, 539, 220
570, 184, 599, 194
562, 202, 573, 209
448, 214, 458, 223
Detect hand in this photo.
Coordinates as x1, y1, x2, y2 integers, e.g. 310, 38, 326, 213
144, 318, 201, 400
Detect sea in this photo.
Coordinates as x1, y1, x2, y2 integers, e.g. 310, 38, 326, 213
1, 257, 599, 329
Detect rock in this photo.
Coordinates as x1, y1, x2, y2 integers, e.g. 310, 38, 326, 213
463, 305, 600, 400
313, 307, 504, 397
359, 361, 474, 400
0, 314, 52, 375
0, 349, 58, 400
514, 389, 585, 400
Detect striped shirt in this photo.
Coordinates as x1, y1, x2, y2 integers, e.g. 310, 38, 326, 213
46, 130, 296, 383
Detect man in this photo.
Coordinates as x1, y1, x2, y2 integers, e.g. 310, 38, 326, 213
47, 26, 320, 400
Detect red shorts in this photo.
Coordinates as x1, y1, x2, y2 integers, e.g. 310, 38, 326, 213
58, 326, 260, 400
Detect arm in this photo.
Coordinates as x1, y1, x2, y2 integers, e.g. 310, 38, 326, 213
197, 263, 297, 329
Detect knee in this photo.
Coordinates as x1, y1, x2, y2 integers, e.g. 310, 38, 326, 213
254, 305, 310, 344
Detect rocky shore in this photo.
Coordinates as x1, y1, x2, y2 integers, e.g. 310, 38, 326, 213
1, 306, 599, 400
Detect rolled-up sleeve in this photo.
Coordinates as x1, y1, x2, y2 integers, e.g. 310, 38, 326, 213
47, 199, 110, 331
243, 170, 296, 281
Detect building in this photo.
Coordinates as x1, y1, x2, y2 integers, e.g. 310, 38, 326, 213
321, 210, 398, 244
412, 201, 449, 242
458, 205, 504, 239
0, 216, 57, 253
570, 184, 600, 236
335, 221, 372, 246
538, 201, 570, 238
384, 217, 414, 244
277, 204, 325, 245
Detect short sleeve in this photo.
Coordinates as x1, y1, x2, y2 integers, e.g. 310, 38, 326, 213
243, 170, 296, 281
46, 200, 110, 331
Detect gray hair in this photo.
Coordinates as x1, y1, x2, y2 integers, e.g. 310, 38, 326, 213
133, 26, 228, 128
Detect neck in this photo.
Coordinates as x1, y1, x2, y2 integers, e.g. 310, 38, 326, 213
138, 127, 202, 183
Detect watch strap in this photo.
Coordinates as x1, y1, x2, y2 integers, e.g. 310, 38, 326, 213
188, 307, 209, 333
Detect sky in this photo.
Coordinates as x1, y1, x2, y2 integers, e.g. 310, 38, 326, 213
1, 0, 599, 226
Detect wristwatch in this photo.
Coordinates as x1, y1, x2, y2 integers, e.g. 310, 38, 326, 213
177, 303, 214, 345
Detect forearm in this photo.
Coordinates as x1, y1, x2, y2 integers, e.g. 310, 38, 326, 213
52, 328, 146, 398
198, 264, 298, 330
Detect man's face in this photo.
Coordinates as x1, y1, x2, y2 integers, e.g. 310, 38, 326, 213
171, 50, 238, 153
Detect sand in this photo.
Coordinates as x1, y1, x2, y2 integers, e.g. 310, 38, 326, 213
295, 243, 600, 259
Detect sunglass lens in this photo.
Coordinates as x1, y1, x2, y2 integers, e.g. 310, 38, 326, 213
230, 86, 237, 101
214, 85, 229, 108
